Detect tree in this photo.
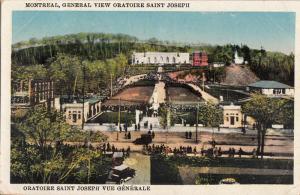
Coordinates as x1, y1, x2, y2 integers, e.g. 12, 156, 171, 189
16, 106, 70, 158
198, 103, 223, 127
11, 106, 109, 184
159, 104, 174, 129
49, 53, 82, 97
242, 93, 291, 159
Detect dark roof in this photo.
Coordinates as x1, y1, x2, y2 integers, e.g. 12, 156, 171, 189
60, 95, 105, 104
248, 80, 293, 89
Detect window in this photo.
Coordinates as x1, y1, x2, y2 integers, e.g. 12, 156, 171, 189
78, 114, 81, 119
226, 117, 229, 122
236, 117, 239, 122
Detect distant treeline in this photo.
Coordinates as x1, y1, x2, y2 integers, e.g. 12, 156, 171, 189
12, 32, 294, 86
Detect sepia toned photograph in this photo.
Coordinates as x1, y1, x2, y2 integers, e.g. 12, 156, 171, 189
8, 10, 295, 187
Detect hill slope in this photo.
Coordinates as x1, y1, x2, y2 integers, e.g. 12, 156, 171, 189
221, 64, 259, 86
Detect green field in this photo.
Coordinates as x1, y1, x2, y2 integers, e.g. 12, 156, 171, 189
151, 154, 293, 184
89, 112, 135, 125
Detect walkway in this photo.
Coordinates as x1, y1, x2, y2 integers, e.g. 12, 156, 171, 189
188, 83, 219, 104
123, 152, 151, 184
149, 81, 166, 111
123, 74, 147, 86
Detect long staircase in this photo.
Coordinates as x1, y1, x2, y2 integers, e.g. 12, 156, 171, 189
139, 116, 161, 130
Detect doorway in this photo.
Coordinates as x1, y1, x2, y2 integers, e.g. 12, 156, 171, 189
230, 116, 235, 126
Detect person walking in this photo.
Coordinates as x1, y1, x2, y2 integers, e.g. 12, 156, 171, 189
152, 131, 155, 139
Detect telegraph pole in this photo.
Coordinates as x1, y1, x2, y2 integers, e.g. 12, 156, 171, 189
196, 104, 199, 143
110, 73, 113, 97
82, 63, 86, 130
166, 105, 170, 144
117, 97, 121, 141
202, 72, 205, 91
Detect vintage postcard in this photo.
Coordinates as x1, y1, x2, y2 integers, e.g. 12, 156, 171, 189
1, 0, 300, 194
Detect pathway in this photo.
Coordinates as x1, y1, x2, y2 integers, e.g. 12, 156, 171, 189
123, 152, 151, 184
188, 83, 219, 104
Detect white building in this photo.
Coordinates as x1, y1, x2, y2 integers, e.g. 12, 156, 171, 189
247, 80, 294, 97
221, 104, 243, 128
131, 52, 190, 65
62, 98, 102, 126
234, 50, 244, 65
212, 62, 225, 68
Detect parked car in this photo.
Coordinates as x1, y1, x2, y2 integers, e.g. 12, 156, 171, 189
106, 164, 136, 184
133, 134, 152, 145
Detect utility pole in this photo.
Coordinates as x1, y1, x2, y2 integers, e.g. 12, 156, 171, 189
195, 103, 199, 143
213, 68, 216, 84
82, 63, 86, 130
87, 130, 91, 184
202, 72, 205, 91
117, 97, 121, 141
110, 73, 113, 97
166, 105, 170, 144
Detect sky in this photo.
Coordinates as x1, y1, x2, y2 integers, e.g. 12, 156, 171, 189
12, 11, 295, 54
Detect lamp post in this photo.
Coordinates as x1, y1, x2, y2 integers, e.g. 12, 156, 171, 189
82, 62, 86, 130
195, 103, 199, 144
117, 97, 121, 141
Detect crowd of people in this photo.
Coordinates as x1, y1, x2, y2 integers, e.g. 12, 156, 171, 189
142, 143, 258, 158
99, 142, 131, 157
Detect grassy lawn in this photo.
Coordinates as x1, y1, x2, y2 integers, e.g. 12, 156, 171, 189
150, 154, 293, 184
89, 112, 135, 125
173, 112, 197, 126
168, 155, 293, 169
205, 86, 249, 102
195, 173, 293, 184
150, 155, 183, 185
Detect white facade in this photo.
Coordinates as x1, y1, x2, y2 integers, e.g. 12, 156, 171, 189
221, 104, 243, 128
234, 51, 244, 65
132, 52, 190, 65
63, 102, 89, 126
212, 63, 225, 68
261, 88, 294, 97
63, 100, 101, 126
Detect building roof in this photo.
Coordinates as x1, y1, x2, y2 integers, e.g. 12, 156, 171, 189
61, 95, 104, 104
248, 80, 293, 89
222, 104, 241, 110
